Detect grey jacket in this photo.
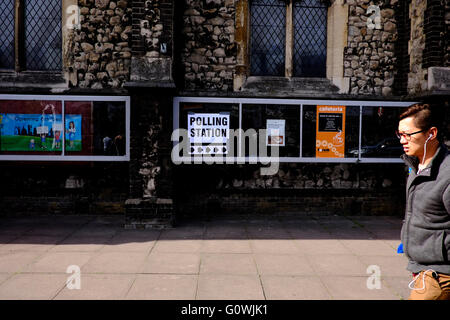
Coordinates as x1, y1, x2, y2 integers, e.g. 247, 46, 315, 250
400, 144, 450, 274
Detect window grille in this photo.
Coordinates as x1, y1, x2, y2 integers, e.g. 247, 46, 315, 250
0, 1, 15, 69
24, 0, 62, 71
293, 0, 327, 77
250, 0, 286, 76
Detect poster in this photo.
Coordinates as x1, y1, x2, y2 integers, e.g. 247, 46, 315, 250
0, 113, 63, 151
187, 113, 229, 155
0, 113, 82, 152
65, 114, 83, 151
316, 106, 346, 158
266, 119, 285, 146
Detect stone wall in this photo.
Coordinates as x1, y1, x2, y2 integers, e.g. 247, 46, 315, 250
344, 0, 399, 96
69, 0, 132, 88
173, 163, 407, 217
181, 0, 237, 91
0, 162, 129, 216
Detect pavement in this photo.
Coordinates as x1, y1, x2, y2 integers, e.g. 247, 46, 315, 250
0, 214, 412, 300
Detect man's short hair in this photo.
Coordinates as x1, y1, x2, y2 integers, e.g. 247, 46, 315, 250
399, 104, 444, 141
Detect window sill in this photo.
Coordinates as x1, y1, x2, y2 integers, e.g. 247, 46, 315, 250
240, 76, 340, 96
0, 70, 68, 90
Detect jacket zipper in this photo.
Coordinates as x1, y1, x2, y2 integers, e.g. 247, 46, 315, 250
404, 184, 416, 259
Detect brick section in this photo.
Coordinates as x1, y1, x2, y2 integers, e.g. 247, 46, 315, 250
131, 0, 174, 57
423, 0, 446, 68
393, 0, 411, 96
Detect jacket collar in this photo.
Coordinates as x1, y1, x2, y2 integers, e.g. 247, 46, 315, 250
401, 143, 448, 178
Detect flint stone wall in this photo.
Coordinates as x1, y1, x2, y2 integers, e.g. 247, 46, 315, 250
344, 0, 399, 96
69, 0, 132, 88
181, 0, 237, 91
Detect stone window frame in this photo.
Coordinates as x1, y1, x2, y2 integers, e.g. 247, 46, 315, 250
0, 0, 76, 88
234, 0, 350, 93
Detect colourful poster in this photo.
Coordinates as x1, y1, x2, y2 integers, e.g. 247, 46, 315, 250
65, 115, 82, 151
0, 113, 82, 152
316, 106, 346, 158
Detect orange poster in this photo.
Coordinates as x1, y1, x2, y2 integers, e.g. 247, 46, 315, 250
316, 105, 346, 158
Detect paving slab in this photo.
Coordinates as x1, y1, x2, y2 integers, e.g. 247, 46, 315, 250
23, 252, 94, 273
250, 239, 300, 254
0, 273, 67, 300
55, 274, 136, 300
0, 251, 44, 273
293, 239, 352, 255
306, 254, 368, 276
197, 274, 265, 300
261, 275, 331, 300
320, 275, 400, 300
201, 239, 252, 254
339, 239, 398, 256
254, 254, 315, 276
81, 252, 148, 274
0, 235, 63, 252
0, 215, 410, 300
49, 235, 111, 252
126, 274, 197, 300
142, 252, 200, 274
100, 230, 159, 253
200, 253, 258, 275
152, 239, 203, 253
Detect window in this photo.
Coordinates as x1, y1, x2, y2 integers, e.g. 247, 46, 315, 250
0, 1, 15, 69
0, 95, 130, 161
0, 0, 62, 72
250, 0, 328, 77
173, 97, 417, 164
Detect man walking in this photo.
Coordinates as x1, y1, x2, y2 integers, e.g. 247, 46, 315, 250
397, 103, 450, 300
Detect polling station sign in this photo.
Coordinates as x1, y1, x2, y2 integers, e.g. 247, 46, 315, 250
188, 113, 230, 144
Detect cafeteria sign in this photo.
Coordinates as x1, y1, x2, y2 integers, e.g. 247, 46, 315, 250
316, 106, 346, 158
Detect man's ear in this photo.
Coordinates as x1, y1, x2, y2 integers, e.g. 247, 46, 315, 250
429, 127, 438, 140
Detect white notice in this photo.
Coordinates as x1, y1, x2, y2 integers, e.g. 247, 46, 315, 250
266, 119, 285, 146
188, 113, 230, 143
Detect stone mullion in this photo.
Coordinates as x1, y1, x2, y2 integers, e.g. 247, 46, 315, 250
14, 0, 24, 72
285, 0, 293, 78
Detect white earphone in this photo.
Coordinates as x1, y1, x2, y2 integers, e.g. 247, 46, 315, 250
422, 133, 433, 166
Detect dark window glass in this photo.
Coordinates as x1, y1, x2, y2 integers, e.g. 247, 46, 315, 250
293, 0, 327, 77
250, 0, 286, 76
242, 104, 300, 157
24, 0, 62, 71
0, 1, 15, 69
360, 107, 403, 158
65, 101, 127, 156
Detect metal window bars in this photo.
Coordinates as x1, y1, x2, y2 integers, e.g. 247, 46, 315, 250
0, 1, 15, 70
293, 0, 327, 77
24, 0, 62, 71
250, 0, 286, 76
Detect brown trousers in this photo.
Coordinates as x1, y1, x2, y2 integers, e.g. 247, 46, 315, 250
408, 270, 450, 300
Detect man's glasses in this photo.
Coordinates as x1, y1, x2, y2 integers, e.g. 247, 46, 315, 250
395, 129, 427, 141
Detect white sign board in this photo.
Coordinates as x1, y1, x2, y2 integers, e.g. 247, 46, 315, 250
266, 119, 285, 146
188, 113, 230, 144
36, 126, 49, 134
53, 123, 63, 132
